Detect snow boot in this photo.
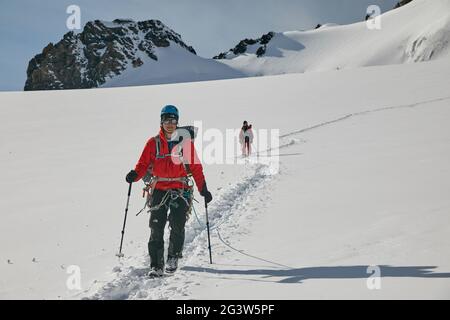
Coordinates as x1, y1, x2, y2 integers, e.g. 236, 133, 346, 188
148, 267, 164, 278
165, 256, 178, 273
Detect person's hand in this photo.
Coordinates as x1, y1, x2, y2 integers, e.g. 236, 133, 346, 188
200, 183, 213, 204
125, 170, 138, 183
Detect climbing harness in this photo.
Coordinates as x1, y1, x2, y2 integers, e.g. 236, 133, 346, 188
135, 177, 194, 217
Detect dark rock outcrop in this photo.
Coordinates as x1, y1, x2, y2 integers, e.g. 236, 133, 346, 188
24, 19, 196, 90
394, 0, 414, 9
213, 31, 275, 59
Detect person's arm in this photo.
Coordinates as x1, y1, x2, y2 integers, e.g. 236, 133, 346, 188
134, 137, 156, 182
184, 140, 212, 203
184, 140, 206, 192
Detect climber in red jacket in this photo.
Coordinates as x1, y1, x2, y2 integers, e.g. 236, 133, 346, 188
125, 105, 212, 277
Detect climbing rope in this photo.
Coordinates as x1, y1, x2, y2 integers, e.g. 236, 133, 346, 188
215, 227, 293, 269
191, 203, 293, 269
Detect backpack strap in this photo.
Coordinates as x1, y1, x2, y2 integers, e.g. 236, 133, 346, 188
155, 135, 161, 158
154, 135, 172, 159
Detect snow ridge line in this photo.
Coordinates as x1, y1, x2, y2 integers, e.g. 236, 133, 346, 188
279, 95, 450, 139
87, 162, 275, 300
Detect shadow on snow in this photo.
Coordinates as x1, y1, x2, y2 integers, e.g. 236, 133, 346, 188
181, 265, 450, 284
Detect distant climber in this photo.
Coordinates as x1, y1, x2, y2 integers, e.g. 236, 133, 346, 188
239, 121, 254, 157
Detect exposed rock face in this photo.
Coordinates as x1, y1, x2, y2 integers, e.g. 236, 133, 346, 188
213, 31, 275, 59
394, 0, 414, 9
24, 19, 196, 90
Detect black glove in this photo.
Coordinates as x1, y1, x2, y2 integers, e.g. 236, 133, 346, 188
200, 183, 213, 204
125, 170, 138, 183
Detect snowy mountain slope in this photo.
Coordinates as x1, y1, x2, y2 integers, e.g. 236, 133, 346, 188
1, 57, 450, 299
217, 0, 450, 76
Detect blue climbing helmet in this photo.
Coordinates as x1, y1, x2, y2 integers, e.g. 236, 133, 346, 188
160, 105, 179, 122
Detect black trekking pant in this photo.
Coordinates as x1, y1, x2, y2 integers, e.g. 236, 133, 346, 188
243, 136, 250, 156
148, 189, 189, 269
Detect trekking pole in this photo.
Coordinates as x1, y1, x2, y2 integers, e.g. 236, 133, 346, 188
117, 182, 132, 258
205, 198, 213, 264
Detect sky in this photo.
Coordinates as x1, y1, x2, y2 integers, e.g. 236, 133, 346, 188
0, 0, 397, 91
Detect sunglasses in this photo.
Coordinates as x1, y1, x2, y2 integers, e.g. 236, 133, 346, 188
162, 119, 178, 125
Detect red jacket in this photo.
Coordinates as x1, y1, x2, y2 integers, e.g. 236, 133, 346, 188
134, 129, 206, 192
